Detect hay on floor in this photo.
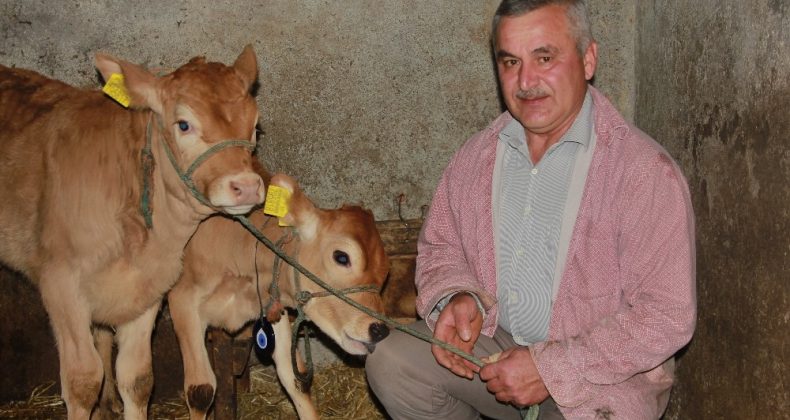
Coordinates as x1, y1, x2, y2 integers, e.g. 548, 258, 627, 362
242, 361, 386, 420
0, 361, 386, 419
0, 381, 192, 419
0, 382, 66, 419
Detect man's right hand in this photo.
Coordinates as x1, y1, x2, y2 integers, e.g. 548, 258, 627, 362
431, 292, 483, 379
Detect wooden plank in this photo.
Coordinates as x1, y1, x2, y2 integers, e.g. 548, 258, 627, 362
375, 219, 422, 256
208, 329, 237, 420
382, 255, 418, 318
376, 219, 421, 318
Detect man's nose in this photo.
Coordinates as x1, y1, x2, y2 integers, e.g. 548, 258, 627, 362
518, 62, 539, 90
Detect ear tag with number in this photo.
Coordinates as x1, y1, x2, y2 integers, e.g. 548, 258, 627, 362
263, 185, 292, 227
102, 73, 131, 108
252, 316, 276, 363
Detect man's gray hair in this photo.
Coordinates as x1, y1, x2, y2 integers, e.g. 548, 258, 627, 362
492, 0, 594, 56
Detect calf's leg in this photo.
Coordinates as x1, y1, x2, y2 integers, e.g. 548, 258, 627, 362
272, 313, 319, 420
114, 303, 159, 420
91, 327, 123, 420
39, 266, 103, 420
168, 283, 216, 420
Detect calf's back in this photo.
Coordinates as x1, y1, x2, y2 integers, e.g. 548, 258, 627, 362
0, 65, 145, 279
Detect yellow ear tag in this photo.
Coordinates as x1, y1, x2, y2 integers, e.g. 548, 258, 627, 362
263, 185, 292, 226
102, 73, 131, 108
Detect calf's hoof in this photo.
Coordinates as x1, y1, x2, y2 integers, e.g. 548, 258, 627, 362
187, 383, 215, 414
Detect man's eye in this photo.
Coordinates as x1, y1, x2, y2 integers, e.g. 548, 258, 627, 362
177, 120, 190, 132
539, 56, 552, 64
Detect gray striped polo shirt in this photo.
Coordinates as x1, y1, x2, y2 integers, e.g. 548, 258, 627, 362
496, 92, 593, 345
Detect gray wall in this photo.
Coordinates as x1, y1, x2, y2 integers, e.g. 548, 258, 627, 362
1, 0, 633, 220
635, 1, 789, 418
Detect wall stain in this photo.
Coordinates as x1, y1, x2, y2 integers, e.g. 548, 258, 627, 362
636, 2, 789, 419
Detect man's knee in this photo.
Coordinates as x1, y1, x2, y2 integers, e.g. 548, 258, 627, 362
366, 326, 489, 420
366, 325, 438, 408
365, 328, 407, 394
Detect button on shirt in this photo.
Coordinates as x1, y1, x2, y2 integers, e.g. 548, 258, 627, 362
496, 92, 593, 345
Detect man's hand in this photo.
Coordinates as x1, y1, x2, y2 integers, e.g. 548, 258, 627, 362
479, 347, 549, 407
431, 292, 483, 379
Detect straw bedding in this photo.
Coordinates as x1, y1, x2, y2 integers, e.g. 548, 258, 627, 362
0, 361, 387, 419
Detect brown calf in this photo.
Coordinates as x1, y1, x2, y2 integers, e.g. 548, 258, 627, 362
167, 173, 390, 419
0, 47, 264, 419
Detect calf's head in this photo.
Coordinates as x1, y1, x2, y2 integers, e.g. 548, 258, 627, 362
274, 174, 390, 355
95, 45, 264, 215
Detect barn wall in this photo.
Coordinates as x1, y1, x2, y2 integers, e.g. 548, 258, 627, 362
634, 1, 789, 418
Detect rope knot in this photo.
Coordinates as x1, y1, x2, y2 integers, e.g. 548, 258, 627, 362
295, 290, 312, 305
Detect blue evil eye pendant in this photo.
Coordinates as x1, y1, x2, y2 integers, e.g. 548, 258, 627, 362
253, 316, 275, 363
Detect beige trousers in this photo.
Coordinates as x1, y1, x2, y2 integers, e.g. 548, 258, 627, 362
365, 320, 564, 419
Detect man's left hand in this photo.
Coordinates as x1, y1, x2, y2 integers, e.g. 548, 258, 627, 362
479, 346, 549, 407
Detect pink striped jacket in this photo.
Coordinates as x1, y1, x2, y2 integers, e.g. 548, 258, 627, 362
415, 87, 696, 419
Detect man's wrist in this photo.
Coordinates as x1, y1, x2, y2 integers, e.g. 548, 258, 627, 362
438, 291, 485, 316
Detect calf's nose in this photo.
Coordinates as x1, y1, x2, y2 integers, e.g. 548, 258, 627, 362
229, 176, 264, 205
369, 322, 390, 343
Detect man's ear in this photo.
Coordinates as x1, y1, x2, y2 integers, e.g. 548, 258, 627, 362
95, 53, 162, 113
583, 41, 598, 81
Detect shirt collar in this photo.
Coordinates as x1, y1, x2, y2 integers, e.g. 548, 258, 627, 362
498, 89, 594, 150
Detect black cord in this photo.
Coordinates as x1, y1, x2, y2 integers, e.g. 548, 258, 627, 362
255, 239, 265, 321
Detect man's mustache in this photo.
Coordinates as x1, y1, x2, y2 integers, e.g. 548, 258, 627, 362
515, 87, 549, 100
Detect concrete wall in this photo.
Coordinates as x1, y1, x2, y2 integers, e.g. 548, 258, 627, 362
0, 0, 633, 220
635, 1, 789, 418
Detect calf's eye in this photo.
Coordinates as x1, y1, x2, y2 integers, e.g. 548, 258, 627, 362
177, 120, 190, 132
333, 250, 350, 267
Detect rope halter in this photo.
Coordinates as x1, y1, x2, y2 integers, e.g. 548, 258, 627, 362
140, 113, 256, 228
261, 224, 380, 392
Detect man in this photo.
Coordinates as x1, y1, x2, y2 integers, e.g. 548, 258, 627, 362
366, 0, 696, 419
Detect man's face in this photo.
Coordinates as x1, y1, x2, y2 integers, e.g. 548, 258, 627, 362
495, 5, 597, 140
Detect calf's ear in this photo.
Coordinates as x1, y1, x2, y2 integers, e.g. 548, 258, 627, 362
94, 53, 163, 113
271, 174, 319, 241
233, 44, 258, 92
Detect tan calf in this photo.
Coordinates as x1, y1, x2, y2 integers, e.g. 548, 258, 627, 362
167, 173, 390, 419
0, 47, 264, 419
